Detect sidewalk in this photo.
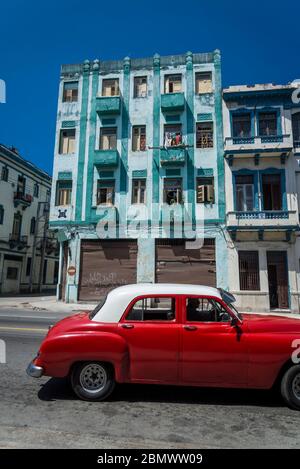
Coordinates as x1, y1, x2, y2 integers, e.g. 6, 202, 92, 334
0, 295, 95, 314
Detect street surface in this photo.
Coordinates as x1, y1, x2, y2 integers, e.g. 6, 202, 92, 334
0, 309, 300, 448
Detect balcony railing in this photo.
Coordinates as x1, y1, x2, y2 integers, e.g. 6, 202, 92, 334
160, 147, 186, 166
225, 134, 292, 147
234, 211, 289, 220
226, 210, 299, 228
9, 234, 28, 249
93, 149, 119, 167
161, 92, 185, 112
13, 192, 33, 208
96, 96, 121, 115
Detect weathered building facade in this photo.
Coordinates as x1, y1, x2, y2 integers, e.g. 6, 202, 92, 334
50, 51, 227, 302
0, 144, 59, 294
223, 83, 300, 313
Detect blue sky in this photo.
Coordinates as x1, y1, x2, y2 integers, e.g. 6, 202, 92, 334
0, 0, 299, 175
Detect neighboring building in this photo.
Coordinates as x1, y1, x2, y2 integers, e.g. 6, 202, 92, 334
0, 144, 59, 294
223, 83, 300, 313
50, 51, 227, 302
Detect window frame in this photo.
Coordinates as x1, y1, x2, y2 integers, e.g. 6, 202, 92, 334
132, 178, 146, 204
133, 76, 147, 98
96, 179, 115, 206
195, 72, 213, 94
132, 125, 146, 152
121, 294, 179, 323
183, 294, 235, 324
163, 177, 183, 205
196, 177, 215, 204
102, 78, 120, 97
238, 251, 260, 291
1, 166, 8, 181
59, 128, 76, 155
56, 180, 72, 206
164, 74, 182, 94
196, 121, 214, 149
62, 81, 79, 103
99, 127, 117, 150
0, 205, 4, 224
164, 124, 183, 147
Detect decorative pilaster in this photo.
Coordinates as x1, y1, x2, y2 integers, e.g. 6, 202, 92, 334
185, 51, 195, 227
152, 54, 161, 228
214, 49, 225, 222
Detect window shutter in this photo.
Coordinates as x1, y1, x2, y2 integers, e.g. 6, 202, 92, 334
207, 185, 214, 203
197, 185, 205, 203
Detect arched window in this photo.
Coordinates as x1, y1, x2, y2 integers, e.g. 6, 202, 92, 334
292, 112, 300, 148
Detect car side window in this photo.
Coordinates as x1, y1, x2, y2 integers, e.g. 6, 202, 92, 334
186, 297, 231, 323
126, 297, 176, 321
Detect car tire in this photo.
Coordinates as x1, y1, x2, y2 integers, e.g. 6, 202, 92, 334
71, 362, 115, 401
280, 365, 300, 410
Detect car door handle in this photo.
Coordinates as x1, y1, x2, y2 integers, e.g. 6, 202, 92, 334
183, 325, 197, 331
121, 324, 134, 329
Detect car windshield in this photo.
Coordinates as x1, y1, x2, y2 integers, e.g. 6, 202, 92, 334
89, 295, 108, 319
218, 288, 242, 320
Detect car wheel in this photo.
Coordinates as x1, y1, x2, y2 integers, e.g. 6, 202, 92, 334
281, 365, 300, 410
71, 362, 115, 401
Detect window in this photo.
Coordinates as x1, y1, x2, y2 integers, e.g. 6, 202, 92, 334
239, 251, 260, 291
126, 297, 176, 321
163, 178, 182, 205
30, 217, 36, 235
132, 179, 146, 204
0, 205, 4, 224
196, 122, 213, 148
258, 112, 277, 136
26, 257, 32, 277
59, 129, 76, 154
7, 267, 18, 280
197, 177, 214, 203
1, 166, 8, 181
164, 124, 182, 147
164, 74, 182, 93
132, 126, 146, 151
102, 79, 119, 97
292, 112, 300, 148
56, 180, 72, 206
134, 76, 147, 98
232, 113, 251, 138
62, 81, 78, 102
195, 72, 212, 94
100, 127, 117, 150
186, 297, 231, 322
235, 174, 254, 212
262, 174, 282, 211
33, 183, 39, 198
96, 180, 115, 205
12, 212, 22, 239
43, 260, 48, 285
53, 261, 59, 284
17, 175, 26, 195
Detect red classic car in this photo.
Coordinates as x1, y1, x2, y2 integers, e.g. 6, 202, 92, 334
27, 284, 300, 409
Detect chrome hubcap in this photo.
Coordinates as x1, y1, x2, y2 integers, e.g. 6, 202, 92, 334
79, 364, 107, 393
292, 373, 300, 400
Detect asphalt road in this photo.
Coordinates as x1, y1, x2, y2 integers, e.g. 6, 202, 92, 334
0, 309, 300, 449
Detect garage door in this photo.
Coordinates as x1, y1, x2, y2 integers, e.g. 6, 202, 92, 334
78, 240, 138, 301
156, 239, 216, 286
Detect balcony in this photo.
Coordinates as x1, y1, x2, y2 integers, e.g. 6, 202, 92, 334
224, 134, 293, 165
93, 149, 119, 168
226, 210, 299, 242
13, 192, 33, 209
96, 96, 121, 115
161, 93, 185, 112
9, 234, 28, 250
160, 147, 186, 166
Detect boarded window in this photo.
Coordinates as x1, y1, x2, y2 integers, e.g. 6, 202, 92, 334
132, 179, 146, 204
195, 72, 212, 94
132, 126, 146, 151
238, 251, 260, 291
56, 180, 72, 206
96, 180, 115, 205
164, 74, 182, 93
196, 122, 213, 148
102, 79, 119, 97
62, 81, 78, 102
100, 127, 117, 150
134, 76, 147, 98
197, 177, 214, 203
59, 129, 76, 154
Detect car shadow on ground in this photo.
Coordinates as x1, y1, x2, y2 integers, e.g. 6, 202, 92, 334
38, 377, 284, 408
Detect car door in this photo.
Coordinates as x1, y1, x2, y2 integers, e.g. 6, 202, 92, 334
118, 295, 180, 383
180, 295, 248, 386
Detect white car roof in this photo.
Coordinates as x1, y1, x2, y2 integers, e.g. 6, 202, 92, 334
92, 283, 222, 323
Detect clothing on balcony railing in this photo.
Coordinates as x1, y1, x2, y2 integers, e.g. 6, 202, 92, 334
164, 132, 183, 148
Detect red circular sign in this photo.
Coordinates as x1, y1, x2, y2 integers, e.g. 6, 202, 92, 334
67, 266, 76, 276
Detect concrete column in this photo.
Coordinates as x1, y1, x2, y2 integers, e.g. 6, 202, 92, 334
137, 238, 155, 283
66, 235, 80, 303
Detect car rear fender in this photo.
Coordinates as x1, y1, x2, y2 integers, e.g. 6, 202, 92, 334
36, 331, 129, 381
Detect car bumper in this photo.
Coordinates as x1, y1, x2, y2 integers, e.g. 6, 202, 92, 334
26, 360, 44, 378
